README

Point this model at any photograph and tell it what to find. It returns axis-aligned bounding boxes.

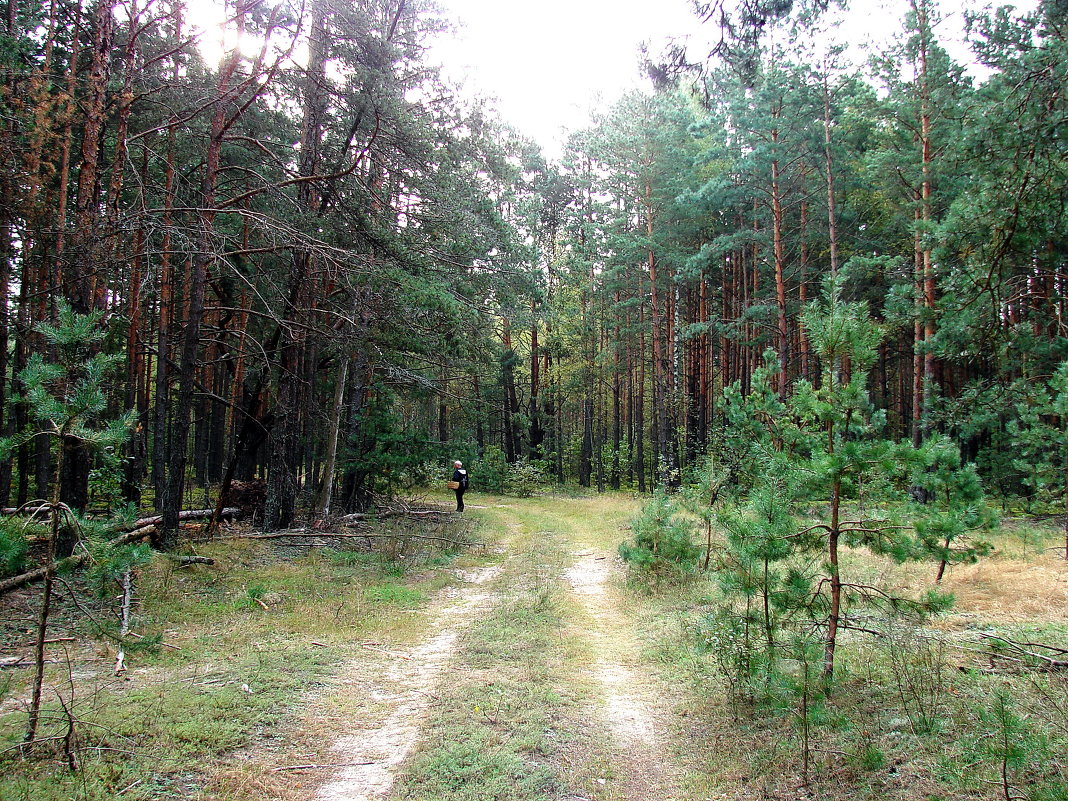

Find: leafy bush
[475,449,545,497]
[504,459,545,497]
[618,493,700,584]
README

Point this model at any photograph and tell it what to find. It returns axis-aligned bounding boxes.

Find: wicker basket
[447,480,460,490]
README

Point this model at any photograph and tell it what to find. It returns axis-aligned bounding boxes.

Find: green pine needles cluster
[618,492,702,584]
[7,303,137,469]
[616,276,1068,794]
[622,276,994,694]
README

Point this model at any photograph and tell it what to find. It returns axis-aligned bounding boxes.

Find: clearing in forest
[259,492,695,801]
[5,492,1065,801]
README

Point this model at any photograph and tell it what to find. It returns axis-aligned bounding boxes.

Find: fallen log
[1,503,49,517]
[0,526,155,597]
[131,508,239,530]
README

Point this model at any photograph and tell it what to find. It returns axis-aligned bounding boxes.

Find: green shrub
[477,446,508,493]
[618,492,700,583]
[475,449,546,497]
[0,520,28,577]
[505,459,545,497]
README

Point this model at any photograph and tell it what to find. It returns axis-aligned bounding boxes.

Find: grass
[7,487,1063,801]
[623,502,1068,801]
[0,516,477,801]
[392,492,653,801]
[394,506,577,801]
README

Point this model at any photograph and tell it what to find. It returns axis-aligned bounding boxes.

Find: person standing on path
[451,460,469,512]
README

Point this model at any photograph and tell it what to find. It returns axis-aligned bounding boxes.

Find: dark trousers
[454,488,465,512]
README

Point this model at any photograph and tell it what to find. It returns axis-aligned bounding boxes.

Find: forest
[0,0,1063,534]
[1,0,1068,797]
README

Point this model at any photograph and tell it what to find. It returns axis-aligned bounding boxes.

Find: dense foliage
[0,0,1064,547]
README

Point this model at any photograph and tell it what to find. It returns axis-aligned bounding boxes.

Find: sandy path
[313,564,502,801]
[564,550,682,800]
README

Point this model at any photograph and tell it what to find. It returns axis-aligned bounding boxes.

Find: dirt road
[295,494,690,801]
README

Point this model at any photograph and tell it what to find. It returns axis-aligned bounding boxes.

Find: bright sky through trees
[430,0,1039,157]
[431,0,697,156]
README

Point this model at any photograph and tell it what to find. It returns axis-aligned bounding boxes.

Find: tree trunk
[313,356,350,519]
[160,29,243,548]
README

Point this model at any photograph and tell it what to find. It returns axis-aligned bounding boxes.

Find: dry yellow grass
[939,555,1068,622]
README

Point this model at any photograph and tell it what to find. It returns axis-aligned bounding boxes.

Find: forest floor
[2,492,1067,801]
[227,491,705,801]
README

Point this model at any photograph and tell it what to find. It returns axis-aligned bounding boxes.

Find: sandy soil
[564,550,682,800]
[312,564,502,801]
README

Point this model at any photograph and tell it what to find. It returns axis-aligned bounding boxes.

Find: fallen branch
[206,529,364,541]
[1,503,49,516]
[130,508,239,530]
[0,656,51,668]
[168,555,215,566]
[981,634,1068,671]
[271,761,375,772]
[339,506,453,522]
[128,631,180,650]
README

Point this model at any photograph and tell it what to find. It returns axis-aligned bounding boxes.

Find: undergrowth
[0,521,472,801]
[631,514,1068,801]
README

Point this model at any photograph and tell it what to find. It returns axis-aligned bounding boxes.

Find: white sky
[186,0,1041,159]
[429,0,1041,158]
[430,0,699,155]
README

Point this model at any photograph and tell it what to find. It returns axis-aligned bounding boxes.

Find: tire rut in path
[314,564,502,801]
[564,550,682,801]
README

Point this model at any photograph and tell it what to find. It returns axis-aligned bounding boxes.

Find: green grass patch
[395,525,574,801]
[0,516,478,800]
[365,582,426,606]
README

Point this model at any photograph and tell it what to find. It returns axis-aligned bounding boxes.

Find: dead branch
[0,656,62,668]
[981,634,1068,671]
[390,509,454,518]
[168,555,215,566]
[56,690,79,772]
[271,761,376,772]
[128,631,180,650]
[1,502,49,516]
[130,508,239,530]
[338,501,454,522]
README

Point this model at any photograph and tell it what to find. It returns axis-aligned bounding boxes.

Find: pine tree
[0,303,135,742]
